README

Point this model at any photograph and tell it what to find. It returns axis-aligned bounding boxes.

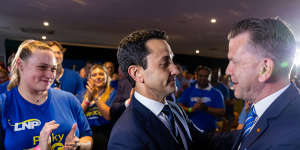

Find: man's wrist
[188,107,193,113]
[83,100,90,107]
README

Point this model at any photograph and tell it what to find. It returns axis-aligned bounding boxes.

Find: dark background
[4,39,229,73]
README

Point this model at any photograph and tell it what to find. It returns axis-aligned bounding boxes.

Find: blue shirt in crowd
[1,87,92,150]
[178,84,225,131]
[52,68,84,96]
[77,88,116,127]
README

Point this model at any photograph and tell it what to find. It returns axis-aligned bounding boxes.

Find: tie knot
[162,105,172,116]
[249,105,257,118]
[241,105,258,140]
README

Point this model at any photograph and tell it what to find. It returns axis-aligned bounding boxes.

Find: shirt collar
[134,91,166,116]
[254,83,290,119]
[195,83,212,90]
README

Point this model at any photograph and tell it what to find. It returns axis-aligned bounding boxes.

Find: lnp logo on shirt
[191,97,211,103]
[10,119,41,131]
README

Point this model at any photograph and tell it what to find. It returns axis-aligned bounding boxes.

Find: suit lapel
[231,130,243,150]
[240,84,299,149]
[131,96,180,149]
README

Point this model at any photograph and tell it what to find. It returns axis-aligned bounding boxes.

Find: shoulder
[210,87,223,96]
[49,88,80,104]
[109,106,143,144]
[64,68,81,78]
[112,105,140,131]
[182,86,196,94]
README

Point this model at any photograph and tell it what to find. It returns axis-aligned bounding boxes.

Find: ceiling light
[195,50,200,54]
[43,21,49,27]
[210,18,216,24]
[42,35,47,40]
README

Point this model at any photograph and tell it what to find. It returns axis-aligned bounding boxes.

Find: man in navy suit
[108,30,220,150]
[226,18,300,150]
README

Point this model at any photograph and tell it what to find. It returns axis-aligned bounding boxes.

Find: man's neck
[135,86,165,104]
[253,79,290,104]
[210,80,219,87]
[197,83,209,90]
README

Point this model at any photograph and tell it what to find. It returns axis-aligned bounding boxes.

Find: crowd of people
[0,17,300,150]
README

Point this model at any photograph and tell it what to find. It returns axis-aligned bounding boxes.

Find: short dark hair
[228,17,296,72]
[195,65,212,75]
[117,29,168,87]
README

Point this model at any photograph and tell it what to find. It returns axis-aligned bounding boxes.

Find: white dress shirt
[254,83,290,122]
[238,83,290,150]
[134,91,188,150]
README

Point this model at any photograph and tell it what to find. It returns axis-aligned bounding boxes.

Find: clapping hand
[64,124,80,150]
[86,79,97,100]
[39,120,60,150]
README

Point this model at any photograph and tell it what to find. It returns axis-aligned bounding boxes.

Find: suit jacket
[108,96,215,150]
[232,84,300,150]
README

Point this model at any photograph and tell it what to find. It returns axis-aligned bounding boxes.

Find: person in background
[79,60,94,87]
[0,66,8,84]
[104,61,118,81]
[211,68,234,131]
[178,65,225,132]
[46,41,84,96]
[0,53,15,94]
[78,64,116,150]
[80,61,93,79]
[0,40,92,150]
[175,64,190,98]
[109,67,133,122]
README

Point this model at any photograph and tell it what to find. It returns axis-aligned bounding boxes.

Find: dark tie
[162,105,184,149]
[241,105,257,142]
[162,105,176,135]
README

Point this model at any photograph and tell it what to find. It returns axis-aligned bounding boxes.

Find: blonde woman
[78,64,116,150]
[0,40,92,150]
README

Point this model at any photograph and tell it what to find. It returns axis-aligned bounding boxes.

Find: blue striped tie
[241,105,257,141]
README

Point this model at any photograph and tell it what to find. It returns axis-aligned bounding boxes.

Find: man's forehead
[146,39,173,56]
[228,32,252,58]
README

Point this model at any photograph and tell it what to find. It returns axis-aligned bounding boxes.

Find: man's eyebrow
[160,55,171,62]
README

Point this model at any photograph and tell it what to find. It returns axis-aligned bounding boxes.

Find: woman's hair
[7,40,53,90]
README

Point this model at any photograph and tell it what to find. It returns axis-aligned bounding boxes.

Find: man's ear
[128,65,144,83]
[258,58,274,82]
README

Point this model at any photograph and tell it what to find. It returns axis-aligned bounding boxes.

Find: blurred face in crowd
[18,49,57,92]
[0,71,8,84]
[50,45,64,65]
[140,39,179,99]
[197,69,210,89]
[211,68,219,83]
[90,67,107,89]
[104,62,114,77]
[226,32,261,102]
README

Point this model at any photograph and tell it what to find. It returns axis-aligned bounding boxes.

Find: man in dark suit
[108,30,219,150]
[226,17,300,150]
